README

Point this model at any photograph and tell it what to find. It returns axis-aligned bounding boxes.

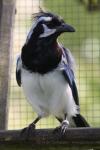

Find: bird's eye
[46,18,61,28]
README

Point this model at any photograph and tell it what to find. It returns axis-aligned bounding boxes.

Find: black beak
[57,23,75,33]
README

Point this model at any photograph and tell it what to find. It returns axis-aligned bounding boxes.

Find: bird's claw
[61,120,69,134]
[54,120,69,135]
[20,123,36,139]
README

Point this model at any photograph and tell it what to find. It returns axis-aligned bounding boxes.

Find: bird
[16,11,89,135]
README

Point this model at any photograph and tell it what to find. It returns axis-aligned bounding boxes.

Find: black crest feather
[32,10,63,22]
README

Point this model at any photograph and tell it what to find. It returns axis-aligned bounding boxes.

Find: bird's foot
[61,120,69,134]
[54,120,69,135]
[20,123,36,140]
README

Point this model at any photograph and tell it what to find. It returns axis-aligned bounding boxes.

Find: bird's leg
[21,116,41,139]
[56,117,63,123]
[32,116,41,126]
[61,118,69,134]
[54,114,69,134]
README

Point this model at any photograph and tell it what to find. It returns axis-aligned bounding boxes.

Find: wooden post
[0,0,15,130]
[0,1,3,27]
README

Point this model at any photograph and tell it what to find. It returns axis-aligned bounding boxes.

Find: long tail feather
[72,114,90,127]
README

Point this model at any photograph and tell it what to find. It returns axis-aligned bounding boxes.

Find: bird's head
[26,11,75,44]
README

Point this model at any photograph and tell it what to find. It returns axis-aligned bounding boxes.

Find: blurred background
[8,0,100,130]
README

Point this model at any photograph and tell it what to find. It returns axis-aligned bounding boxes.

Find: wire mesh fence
[7,0,100,131]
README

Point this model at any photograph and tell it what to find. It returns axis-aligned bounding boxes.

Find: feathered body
[21,47,78,120]
[16,12,89,132]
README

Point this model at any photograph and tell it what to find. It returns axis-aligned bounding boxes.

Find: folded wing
[16,55,22,87]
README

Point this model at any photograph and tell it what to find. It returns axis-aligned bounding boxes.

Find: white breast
[21,68,78,119]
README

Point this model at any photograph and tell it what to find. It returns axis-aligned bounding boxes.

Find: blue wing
[60,47,79,106]
[16,55,22,87]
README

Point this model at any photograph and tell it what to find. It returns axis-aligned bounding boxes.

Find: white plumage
[21,67,78,120]
[39,24,56,38]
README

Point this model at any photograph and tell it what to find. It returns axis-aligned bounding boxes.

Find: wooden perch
[0,128,100,148]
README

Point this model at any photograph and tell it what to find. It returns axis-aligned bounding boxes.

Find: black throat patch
[21,38,62,74]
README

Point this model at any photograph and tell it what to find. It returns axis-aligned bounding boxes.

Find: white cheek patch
[39,24,56,38]
[26,16,53,43]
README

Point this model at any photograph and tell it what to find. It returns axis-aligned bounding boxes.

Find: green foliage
[83,0,98,5]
